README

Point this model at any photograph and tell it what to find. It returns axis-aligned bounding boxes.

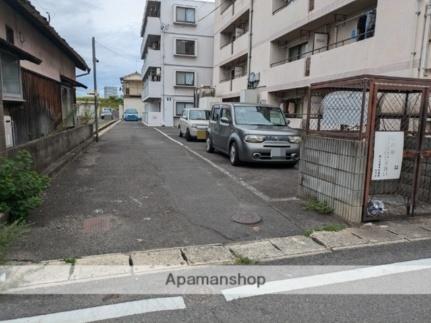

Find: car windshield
[234,106,287,126]
[189,110,210,121]
[125,109,138,114]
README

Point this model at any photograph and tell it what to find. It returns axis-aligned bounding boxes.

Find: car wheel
[179,127,183,138]
[185,129,192,142]
[229,142,241,166]
[206,137,215,153]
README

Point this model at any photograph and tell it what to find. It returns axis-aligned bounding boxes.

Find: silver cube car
[206,103,301,166]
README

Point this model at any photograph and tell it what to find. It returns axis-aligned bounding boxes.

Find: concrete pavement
[7,122,342,262]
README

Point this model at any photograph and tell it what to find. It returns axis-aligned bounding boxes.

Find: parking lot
[8,122,344,261]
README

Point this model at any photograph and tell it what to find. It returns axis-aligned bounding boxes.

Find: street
[2,241,431,322]
[8,122,342,262]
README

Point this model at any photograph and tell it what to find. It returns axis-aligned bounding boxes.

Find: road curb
[4,218,431,292]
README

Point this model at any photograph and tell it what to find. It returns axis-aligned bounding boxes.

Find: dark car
[206,103,301,166]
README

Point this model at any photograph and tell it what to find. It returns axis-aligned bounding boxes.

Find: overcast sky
[30,0,215,97]
[30,0,145,96]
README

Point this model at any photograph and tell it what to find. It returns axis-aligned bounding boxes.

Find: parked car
[100,108,113,120]
[179,108,211,141]
[123,108,141,121]
[206,103,301,166]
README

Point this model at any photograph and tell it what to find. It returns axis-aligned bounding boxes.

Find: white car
[179,108,211,141]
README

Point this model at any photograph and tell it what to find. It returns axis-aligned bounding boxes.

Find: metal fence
[305,75,431,221]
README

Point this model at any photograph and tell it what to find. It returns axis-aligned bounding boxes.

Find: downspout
[418,0,431,77]
[247,0,254,86]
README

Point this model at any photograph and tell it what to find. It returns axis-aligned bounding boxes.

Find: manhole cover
[232,213,262,225]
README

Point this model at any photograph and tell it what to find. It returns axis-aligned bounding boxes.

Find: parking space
[157,127,299,201]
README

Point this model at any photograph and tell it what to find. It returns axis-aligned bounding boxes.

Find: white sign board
[372,132,404,181]
[313,33,329,53]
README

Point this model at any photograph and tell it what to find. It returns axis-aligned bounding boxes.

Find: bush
[0,151,49,221]
[0,222,28,264]
[304,198,334,215]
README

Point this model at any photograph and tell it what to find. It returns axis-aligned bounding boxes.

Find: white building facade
[120,72,146,118]
[213,0,431,128]
[140,0,215,127]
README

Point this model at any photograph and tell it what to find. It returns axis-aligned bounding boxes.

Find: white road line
[4,297,186,323]
[99,120,121,137]
[222,258,431,301]
[154,128,296,203]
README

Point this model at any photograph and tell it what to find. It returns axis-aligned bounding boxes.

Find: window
[211,106,220,121]
[176,71,195,86]
[288,43,308,62]
[220,107,232,123]
[61,86,74,127]
[0,51,22,99]
[176,102,194,116]
[6,25,14,44]
[176,39,196,56]
[176,7,195,24]
[125,87,130,95]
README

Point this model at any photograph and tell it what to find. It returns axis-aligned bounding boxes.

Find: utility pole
[0,68,6,156]
[92,37,99,142]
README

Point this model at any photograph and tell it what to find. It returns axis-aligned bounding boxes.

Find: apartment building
[214,0,431,128]
[140,0,215,127]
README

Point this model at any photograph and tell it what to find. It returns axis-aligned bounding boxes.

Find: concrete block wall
[299,135,367,223]
[6,125,93,173]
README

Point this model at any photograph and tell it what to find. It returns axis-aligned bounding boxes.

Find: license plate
[197,131,207,140]
[271,148,286,158]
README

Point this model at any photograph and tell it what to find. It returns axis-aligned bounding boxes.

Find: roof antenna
[46,12,51,23]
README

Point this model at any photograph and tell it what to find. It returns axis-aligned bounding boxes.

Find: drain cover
[232,213,262,225]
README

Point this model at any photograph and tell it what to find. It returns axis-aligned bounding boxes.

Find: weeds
[0,222,29,264]
[64,258,77,265]
[304,224,346,237]
[234,256,257,265]
[304,198,334,215]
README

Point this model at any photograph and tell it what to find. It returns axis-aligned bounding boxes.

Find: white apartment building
[213,0,431,128]
[140,0,215,127]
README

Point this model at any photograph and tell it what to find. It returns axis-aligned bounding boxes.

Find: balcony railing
[270,30,375,67]
[273,0,297,15]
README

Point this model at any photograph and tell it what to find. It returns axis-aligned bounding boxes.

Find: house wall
[141,0,215,127]
[124,97,146,118]
[213,0,431,102]
[0,0,76,82]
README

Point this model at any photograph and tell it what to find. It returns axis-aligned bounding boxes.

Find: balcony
[217,75,248,97]
[266,38,374,89]
[219,32,249,63]
[142,48,162,76]
[141,17,161,56]
[219,0,250,29]
[142,80,162,102]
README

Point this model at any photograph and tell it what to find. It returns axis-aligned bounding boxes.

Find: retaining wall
[6,125,93,173]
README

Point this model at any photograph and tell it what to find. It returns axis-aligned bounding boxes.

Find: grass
[64,258,77,265]
[234,256,257,265]
[304,224,346,237]
[0,222,29,264]
[304,198,334,215]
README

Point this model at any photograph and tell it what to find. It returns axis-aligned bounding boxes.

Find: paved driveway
[8,122,342,261]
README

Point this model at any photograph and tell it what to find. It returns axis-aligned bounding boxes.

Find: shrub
[304,224,346,237]
[0,151,49,221]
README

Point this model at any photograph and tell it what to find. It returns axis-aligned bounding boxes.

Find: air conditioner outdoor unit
[156,67,161,76]
[4,116,13,148]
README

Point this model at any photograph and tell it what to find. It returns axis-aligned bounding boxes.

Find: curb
[42,120,119,177]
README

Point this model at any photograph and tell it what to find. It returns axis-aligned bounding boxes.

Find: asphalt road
[8,122,342,262]
[2,241,431,322]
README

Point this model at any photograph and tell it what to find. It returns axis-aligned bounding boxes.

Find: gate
[304,75,431,222]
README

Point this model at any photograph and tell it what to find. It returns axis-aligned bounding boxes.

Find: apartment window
[357,9,376,41]
[176,7,196,24]
[0,51,22,100]
[309,0,315,11]
[176,39,196,56]
[176,102,194,116]
[289,43,308,62]
[176,71,195,86]
[273,0,296,14]
[6,25,14,44]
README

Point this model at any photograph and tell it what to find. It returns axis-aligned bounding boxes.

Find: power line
[198,1,224,22]
[95,40,139,60]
